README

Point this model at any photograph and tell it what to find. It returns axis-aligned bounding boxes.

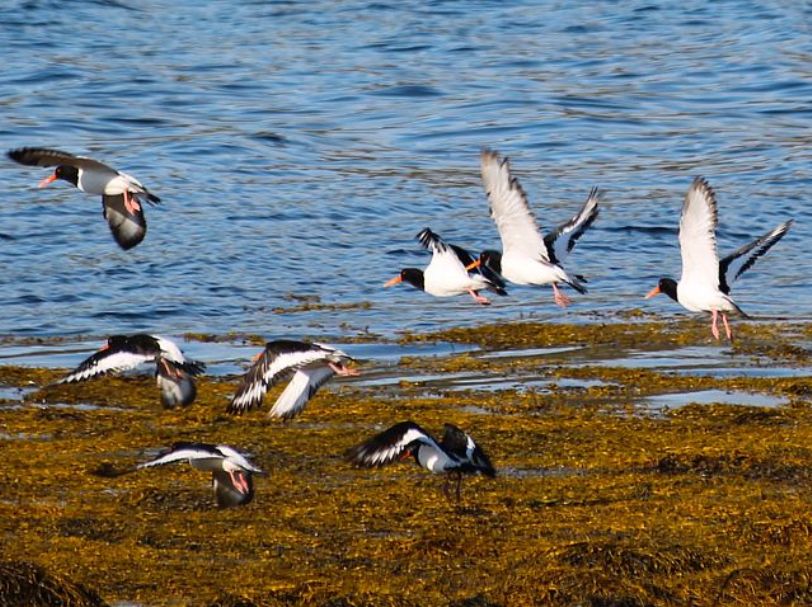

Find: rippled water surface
[1,0,810,340]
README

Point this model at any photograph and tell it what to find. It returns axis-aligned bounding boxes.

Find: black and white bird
[7,147,160,250]
[384,228,507,305]
[470,149,599,307]
[59,334,205,408]
[228,339,359,419]
[646,177,793,341]
[347,421,496,501]
[134,442,264,508]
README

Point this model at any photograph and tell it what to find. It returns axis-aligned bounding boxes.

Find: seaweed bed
[1,318,811,606]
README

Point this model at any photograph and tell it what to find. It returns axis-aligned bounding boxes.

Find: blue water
[0,0,810,341]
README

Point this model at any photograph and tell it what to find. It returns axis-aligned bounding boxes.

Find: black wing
[441,424,496,477]
[228,340,333,414]
[346,421,436,467]
[718,220,793,294]
[543,187,600,265]
[451,244,507,295]
[7,147,113,172]
[102,194,147,250]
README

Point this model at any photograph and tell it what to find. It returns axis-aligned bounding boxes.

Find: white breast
[423,251,488,297]
[77,168,119,196]
[501,251,563,286]
[677,283,737,313]
[416,445,454,473]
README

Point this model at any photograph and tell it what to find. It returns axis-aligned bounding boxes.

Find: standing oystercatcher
[347,421,496,501]
[645,176,793,341]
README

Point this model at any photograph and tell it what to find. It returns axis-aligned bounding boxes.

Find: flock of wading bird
[6,147,794,504]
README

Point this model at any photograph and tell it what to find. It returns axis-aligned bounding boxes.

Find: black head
[54,165,79,186]
[479,249,502,275]
[384,268,425,292]
[646,277,678,302]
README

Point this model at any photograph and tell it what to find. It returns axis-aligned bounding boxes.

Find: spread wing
[102,194,147,250]
[718,220,793,294]
[417,228,449,255]
[7,147,114,172]
[442,424,496,477]
[136,442,224,469]
[543,187,600,265]
[346,421,438,467]
[679,177,720,291]
[481,149,547,262]
[214,445,263,473]
[268,365,336,420]
[228,344,333,414]
[58,345,154,384]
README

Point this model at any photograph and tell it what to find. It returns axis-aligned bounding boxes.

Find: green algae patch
[1,322,811,606]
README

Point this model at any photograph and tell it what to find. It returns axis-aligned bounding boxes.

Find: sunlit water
[1,0,810,342]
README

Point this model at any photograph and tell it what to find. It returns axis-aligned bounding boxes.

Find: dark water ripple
[0,0,810,341]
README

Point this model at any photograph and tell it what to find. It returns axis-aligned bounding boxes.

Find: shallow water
[0,1,810,341]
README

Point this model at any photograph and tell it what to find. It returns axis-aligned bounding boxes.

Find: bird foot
[123,192,141,215]
[329,362,360,377]
[552,284,571,308]
[469,290,490,305]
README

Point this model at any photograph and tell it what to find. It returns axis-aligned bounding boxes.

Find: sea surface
[1,0,810,342]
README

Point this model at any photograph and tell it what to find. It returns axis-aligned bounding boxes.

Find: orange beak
[645,285,661,299]
[38,173,58,188]
[465,259,481,271]
[384,275,403,287]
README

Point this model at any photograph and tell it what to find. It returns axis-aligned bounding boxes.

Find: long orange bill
[644,286,661,299]
[38,173,58,188]
[465,259,481,271]
[383,275,402,287]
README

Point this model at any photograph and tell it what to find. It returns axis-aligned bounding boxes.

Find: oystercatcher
[472,149,598,307]
[7,147,160,250]
[347,421,496,501]
[228,340,359,419]
[385,227,507,305]
[646,177,793,341]
[58,334,205,407]
[133,442,263,508]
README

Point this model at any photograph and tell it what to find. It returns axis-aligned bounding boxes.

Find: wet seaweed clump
[0,561,108,607]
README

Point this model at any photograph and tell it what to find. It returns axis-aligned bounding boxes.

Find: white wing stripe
[269,366,335,419]
[60,351,153,383]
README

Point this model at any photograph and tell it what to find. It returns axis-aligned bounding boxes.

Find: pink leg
[328,361,360,377]
[552,283,572,308]
[721,313,733,341]
[123,191,141,215]
[468,290,490,305]
[710,310,720,340]
[228,470,248,494]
